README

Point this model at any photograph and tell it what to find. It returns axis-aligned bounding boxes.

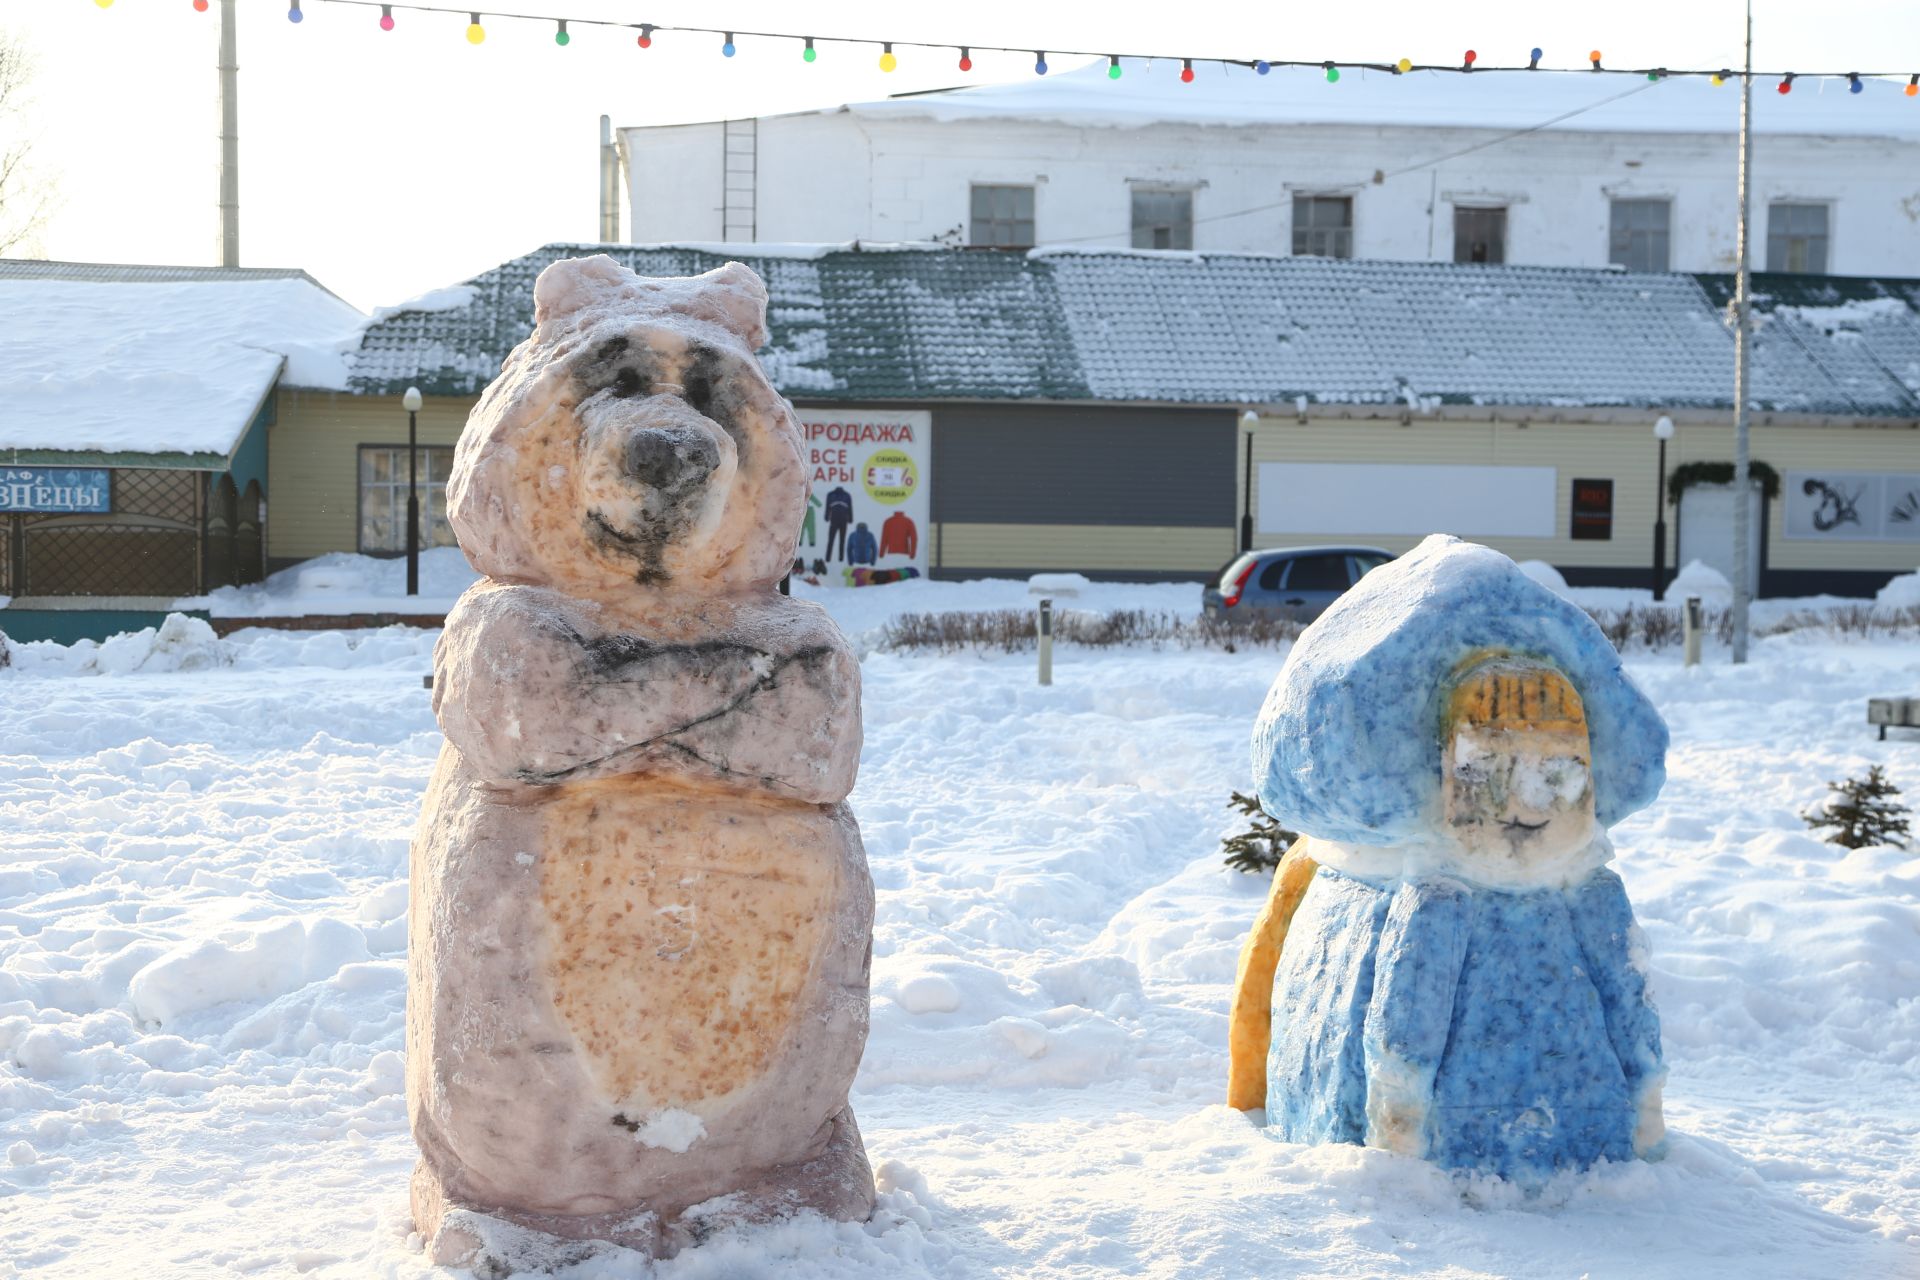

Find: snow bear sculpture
[1227,535,1669,1183]
[407,255,874,1271]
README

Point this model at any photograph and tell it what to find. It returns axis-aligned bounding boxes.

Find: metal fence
[1,468,208,598]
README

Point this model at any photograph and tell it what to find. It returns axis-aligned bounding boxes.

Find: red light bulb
[193,0,209,10]
[958,47,972,72]
[1180,58,1195,83]
[1464,50,1477,64]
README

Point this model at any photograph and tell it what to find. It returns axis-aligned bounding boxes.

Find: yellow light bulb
[1397,57,1411,73]
[94,0,113,8]
[879,50,897,72]
[467,22,485,44]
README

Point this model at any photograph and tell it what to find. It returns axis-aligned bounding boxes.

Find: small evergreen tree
[1803,765,1910,850]
[1223,791,1299,875]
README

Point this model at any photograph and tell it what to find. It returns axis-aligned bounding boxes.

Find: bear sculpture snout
[624,424,720,494]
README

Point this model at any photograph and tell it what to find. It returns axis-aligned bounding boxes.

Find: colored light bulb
[94,0,112,8]
[1849,74,1863,94]
[1530,47,1544,62]
[1255,60,1271,75]
[1464,50,1477,65]
[467,14,484,45]
[1711,72,1726,86]
[1397,57,1412,73]
[1589,50,1603,67]
[722,34,735,57]
[1778,76,1793,94]
[1647,70,1661,82]
[287,0,302,23]
[1180,59,1194,84]
[1108,56,1121,80]
[1325,64,1340,83]
[803,38,816,62]
[958,48,972,72]
[879,44,897,72]
[378,4,393,30]
[637,29,653,49]
[556,21,569,46]
[1908,77,1918,97]
[1035,52,1048,75]
[194,0,210,11]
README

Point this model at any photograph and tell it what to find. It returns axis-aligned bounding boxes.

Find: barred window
[358,445,458,554]
[1131,188,1194,250]
[1610,199,1672,273]
[1453,206,1507,264]
[969,185,1036,249]
[1292,195,1353,259]
[1767,202,1830,274]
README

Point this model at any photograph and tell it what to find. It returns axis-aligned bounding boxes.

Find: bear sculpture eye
[610,367,651,399]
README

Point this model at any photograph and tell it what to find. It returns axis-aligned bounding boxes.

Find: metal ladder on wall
[721,118,757,243]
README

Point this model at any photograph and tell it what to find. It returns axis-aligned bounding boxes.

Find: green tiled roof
[345,244,1920,418]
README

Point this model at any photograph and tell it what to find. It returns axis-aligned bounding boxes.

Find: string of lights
[99,0,1920,97]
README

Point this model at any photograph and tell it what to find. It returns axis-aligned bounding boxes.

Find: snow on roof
[848,61,1920,139]
[343,242,1920,418]
[0,268,366,459]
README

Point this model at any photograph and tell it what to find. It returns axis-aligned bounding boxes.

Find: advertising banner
[794,409,931,585]
[0,467,111,514]
[1784,470,1920,542]
[1258,462,1556,538]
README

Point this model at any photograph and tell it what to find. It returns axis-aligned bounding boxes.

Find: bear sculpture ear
[684,261,770,350]
[532,254,630,326]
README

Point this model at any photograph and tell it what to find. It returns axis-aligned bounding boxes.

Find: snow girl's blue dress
[1267,863,1664,1179]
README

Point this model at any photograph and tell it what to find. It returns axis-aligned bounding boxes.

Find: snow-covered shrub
[1667,560,1733,606]
[1516,560,1571,596]
[1804,765,1910,850]
[1875,571,1920,611]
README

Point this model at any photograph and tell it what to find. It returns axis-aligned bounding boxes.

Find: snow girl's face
[1442,721,1597,872]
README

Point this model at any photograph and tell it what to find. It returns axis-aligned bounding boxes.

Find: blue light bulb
[1255,60,1271,75]
[722,36,736,57]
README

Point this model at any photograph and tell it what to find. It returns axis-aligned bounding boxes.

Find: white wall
[622,111,1920,274]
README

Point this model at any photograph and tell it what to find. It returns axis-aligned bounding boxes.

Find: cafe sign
[0,467,111,514]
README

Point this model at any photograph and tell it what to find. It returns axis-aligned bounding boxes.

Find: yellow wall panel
[937,523,1237,573]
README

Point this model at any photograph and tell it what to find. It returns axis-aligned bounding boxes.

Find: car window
[1349,553,1390,579]
[1257,560,1287,591]
[1283,554,1351,592]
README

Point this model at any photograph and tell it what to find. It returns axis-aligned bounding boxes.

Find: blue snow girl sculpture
[1226,536,1670,1183]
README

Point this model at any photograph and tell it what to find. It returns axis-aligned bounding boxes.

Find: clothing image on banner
[847,522,877,566]
[799,493,821,548]
[879,511,918,560]
[823,486,853,561]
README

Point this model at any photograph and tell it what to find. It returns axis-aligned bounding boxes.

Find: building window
[359,445,458,554]
[1453,206,1507,264]
[1609,199,1672,273]
[969,184,1035,249]
[1131,188,1194,250]
[1571,477,1614,541]
[1767,202,1830,273]
[1292,195,1353,259]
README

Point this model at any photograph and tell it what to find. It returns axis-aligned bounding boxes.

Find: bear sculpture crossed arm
[434,583,859,802]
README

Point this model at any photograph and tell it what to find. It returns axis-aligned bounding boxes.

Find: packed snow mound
[1253,535,1669,845]
[1516,559,1572,596]
[1668,560,1733,605]
[179,547,479,617]
[4,613,230,677]
[1875,571,1920,610]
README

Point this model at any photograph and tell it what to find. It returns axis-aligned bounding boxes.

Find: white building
[619,63,1920,276]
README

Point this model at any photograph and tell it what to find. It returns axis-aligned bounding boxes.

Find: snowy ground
[3,586,1918,1279]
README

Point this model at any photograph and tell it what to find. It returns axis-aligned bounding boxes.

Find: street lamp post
[1238,409,1258,553]
[1652,415,1674,601]
[402,386,423,596]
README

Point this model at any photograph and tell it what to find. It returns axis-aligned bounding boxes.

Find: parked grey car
[1202,545,1393,621]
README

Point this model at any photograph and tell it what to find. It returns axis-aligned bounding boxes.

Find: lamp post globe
[1652,416,1674,601]
[403,387,423,596]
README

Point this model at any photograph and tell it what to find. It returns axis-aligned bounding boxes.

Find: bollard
[1037,597,1053,686]
[1683,595,1702,668]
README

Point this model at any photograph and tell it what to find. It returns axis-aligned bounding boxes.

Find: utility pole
[217,0,239,266]
[599,116,620,242]
[1730,0,1754,662]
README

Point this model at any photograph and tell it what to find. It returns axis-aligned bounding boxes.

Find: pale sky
[10,0,1919,310]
